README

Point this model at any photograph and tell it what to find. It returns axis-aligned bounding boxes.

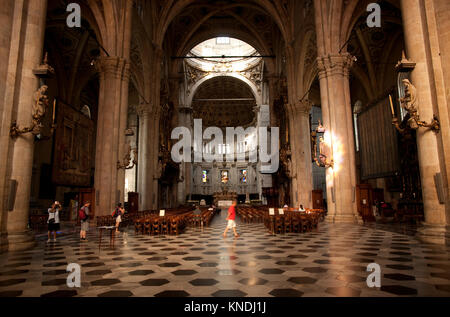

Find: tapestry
[52,101,95,186]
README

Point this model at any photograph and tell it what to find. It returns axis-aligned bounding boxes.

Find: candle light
[389,94,395,117]
[52,99,56,124]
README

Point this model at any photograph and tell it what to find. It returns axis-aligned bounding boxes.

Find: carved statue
[124,142,132,164]
[395,79,440,132]
[117,141,138,170]
[400,79,418,117]
[156,159,163,179]
[319,136,325,156]
[33,85,49,121]
[10,85,52,138]
[280,145,292,177]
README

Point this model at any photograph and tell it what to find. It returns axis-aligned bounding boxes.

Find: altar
[213,189,238,206]
[217,200,233,207]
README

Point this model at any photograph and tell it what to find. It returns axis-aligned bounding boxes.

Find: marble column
[316,53,359,223]
[5,0,48,251]
[401,0,449,243]
[288,103,313,208]
[94,56,130,216]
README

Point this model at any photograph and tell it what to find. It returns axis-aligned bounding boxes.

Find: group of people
[282,204,306,212]
[46,199,309,242]
[46,200,125,243]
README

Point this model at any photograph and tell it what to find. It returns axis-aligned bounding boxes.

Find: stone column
[432,0,450,228]
[137,103,152,210]
[5,0,48,251]
[401,0,449,242]
[286,106,298,205]
[288,103,313,208]
[177,105,192,205]
[0,0,16,253]
[151,109,161,210]
[94,56,130,216]
[317,53,359,223]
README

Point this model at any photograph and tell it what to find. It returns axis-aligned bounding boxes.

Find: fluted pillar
[317,53,359,223]
[4,0,47,251]
[401,0,449,243]
[94,57,130,216]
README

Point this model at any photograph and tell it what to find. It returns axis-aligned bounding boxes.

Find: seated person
[298,204,306,212]
[193,205,202,215]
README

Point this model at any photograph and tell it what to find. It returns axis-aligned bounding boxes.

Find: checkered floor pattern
[1,211,450,297]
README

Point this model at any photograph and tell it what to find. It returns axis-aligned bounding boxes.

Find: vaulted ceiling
[192,76,256,128]
[163,0,283,75]
[45,0,100,116]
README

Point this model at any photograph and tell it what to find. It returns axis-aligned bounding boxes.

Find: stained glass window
[221,170,229,184]
[240,169,247,183]
[202,170,208,183]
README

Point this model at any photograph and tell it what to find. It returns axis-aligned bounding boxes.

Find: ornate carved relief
[239,60,264,93]
[316,53,355,79]
[96,56,131,80]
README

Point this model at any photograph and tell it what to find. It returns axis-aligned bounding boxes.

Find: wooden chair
[284,214,292,233]
[170,217,178,235]
[291,215,301,233]
[301,215,312,232]
[134,219,143,234]
[193,215,202,228]
[161,217,169,235]
[152,218,160,235]
[275,216,284,234]
[144,218,152,235]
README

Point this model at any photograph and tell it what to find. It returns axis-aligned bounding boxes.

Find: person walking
[112,203,125,233]
[79,201,91,241]
[47,201,61,243]
[223,200,239,238]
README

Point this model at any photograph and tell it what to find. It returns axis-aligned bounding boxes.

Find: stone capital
[287,100,312,116]
[136,103,152,117]
[317,53,354,79]
[178,104,193,114]
[96,56,131,80]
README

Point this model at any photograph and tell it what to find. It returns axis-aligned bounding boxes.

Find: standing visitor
[112,203,125,233]
[79,201,91,241]
[47,201,61,243]
[223,200,239,238]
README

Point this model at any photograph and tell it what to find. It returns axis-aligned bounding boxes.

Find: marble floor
[1,211,450,297]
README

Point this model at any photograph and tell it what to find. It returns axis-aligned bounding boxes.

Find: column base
[7,230,36,252]
[326,213,359,224]
[416,223,450,245]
